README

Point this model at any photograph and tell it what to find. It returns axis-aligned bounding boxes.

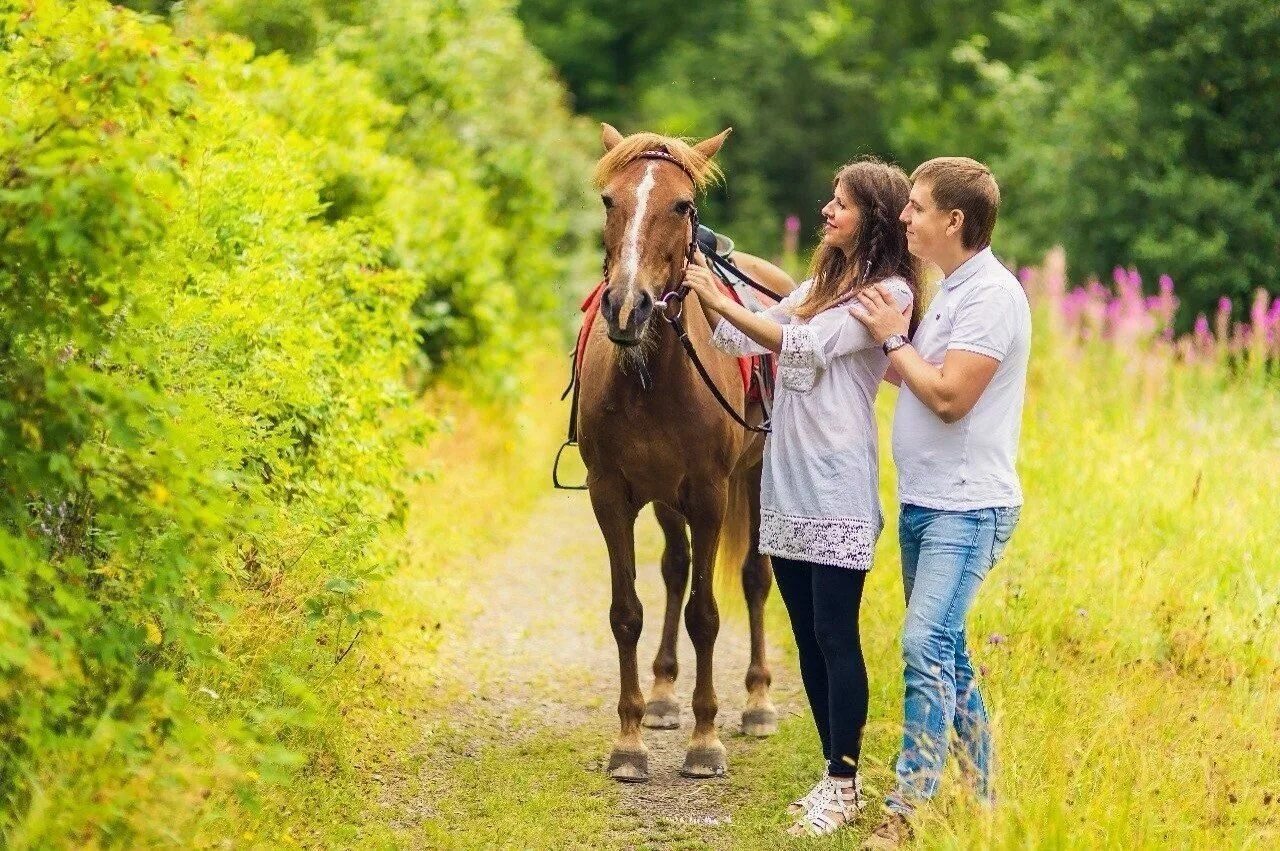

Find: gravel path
[417,489,802,837]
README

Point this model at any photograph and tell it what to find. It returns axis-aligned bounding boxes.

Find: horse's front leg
[740,463,779,736]
[643,503,689,730]
[679,483,728,778]
[589,481,649,782]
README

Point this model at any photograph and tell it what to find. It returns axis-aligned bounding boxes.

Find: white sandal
[787,771,832,816]
[789,775,865,837]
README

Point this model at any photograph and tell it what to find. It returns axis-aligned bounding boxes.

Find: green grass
[257,317,1277,849]
[728,318,1280,848]
[414,727,620,850]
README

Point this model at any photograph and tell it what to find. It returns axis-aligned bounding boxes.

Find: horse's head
[593,123,730,347]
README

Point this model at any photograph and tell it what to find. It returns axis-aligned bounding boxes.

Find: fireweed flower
[1043,263,1274,366]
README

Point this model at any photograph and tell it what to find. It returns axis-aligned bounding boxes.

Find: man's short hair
[911,157,1000,250]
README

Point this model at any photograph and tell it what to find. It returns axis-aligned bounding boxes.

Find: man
[849,157,1031,847]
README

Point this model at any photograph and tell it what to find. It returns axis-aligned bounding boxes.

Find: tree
[966,0,1280,323]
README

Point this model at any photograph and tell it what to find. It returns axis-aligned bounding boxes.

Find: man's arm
[886,347,998,424]
[850,283,999,423]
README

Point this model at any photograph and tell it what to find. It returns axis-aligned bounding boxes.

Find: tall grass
[918,304,1278,847]
[731,254,1280,848]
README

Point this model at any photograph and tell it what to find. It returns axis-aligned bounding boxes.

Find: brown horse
[578,124,779,782]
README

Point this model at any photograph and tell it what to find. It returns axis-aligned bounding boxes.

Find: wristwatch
[882,334,909,355]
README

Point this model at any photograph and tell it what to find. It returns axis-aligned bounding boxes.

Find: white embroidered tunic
[711,277,914,570]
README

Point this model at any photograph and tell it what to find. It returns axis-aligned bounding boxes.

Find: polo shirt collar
[941,246,995,290]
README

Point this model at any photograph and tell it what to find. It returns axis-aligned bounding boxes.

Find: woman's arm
[683,253,787,354]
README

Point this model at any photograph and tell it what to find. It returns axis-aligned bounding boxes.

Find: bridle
[599,148,702,319]
[554,149,786,488]
[607,149,784,433]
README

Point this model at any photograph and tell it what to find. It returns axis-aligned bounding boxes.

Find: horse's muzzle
[600,285,654,345]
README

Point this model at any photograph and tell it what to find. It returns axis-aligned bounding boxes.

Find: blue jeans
[886,504,1020,815]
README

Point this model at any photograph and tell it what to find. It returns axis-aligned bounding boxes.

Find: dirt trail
[415,489,801,836]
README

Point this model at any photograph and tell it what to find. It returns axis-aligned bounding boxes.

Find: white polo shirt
[892,247,1031,511]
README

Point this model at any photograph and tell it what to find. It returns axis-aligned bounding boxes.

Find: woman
[682,157,920,837]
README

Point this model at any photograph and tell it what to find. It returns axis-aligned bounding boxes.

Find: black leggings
[772,556,869,778]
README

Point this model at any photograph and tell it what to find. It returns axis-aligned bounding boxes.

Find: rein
[553,150,785,488]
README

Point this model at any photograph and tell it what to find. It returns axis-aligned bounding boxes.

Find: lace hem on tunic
[759,508,878,571]
[711,317,755,356]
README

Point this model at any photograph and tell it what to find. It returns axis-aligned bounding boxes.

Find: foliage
[981,0,1279,328]
[185,0,600,379]
[0,0,589,844]
[517,0,1280,324]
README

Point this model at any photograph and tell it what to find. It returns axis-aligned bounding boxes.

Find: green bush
[957,0,1280,326]
[1,0,590,843]
[187,0,599,381]
[519,0,1279,324]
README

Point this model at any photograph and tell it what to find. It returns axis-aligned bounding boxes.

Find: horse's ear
[692,127,733,160]
[601,123,624,151]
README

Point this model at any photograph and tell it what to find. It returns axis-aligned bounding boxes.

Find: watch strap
[882,334,909,355]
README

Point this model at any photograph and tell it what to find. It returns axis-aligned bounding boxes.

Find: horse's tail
[714,465,754,605]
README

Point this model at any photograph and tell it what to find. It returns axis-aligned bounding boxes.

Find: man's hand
[850,283,909,344]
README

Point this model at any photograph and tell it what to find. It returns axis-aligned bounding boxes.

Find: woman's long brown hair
[794,157,923,335]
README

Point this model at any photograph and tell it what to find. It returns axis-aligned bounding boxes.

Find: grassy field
[242,311,1278,849]
[726,319,1280,848]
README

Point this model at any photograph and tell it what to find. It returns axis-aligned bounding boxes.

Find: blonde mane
[592,132,723,192]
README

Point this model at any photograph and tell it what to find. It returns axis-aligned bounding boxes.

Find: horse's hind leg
[740,466,779,736]
[590,481,649,782]
[643,504,688,730]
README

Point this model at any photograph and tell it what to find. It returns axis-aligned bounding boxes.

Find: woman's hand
[681,251,728,311]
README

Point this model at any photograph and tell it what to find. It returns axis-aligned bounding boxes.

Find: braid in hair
[861,198,885,284]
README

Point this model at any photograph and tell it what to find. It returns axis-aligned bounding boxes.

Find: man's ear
[946,209,965,240]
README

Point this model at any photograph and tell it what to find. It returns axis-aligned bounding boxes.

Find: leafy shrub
[186,0,599,382]
[1,0,590,842]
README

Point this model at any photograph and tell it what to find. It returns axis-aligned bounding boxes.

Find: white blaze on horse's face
[600,160,696,346]
[617,162,658,327]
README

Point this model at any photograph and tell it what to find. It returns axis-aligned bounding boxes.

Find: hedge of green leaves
[0,0,591,842]
[185,0,600,380]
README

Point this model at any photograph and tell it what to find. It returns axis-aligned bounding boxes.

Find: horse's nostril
[636,291,653,312]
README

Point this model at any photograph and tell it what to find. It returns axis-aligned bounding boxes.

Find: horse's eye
[601,195,614,210]
[673,200,693,216]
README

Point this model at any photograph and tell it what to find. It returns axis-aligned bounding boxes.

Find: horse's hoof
[741,706,779,737]
[607,749,650,782]
[642,698,681,729]
[679,742,727,778]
